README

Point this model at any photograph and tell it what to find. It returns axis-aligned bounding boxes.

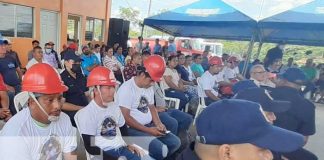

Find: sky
[111,0,198,19]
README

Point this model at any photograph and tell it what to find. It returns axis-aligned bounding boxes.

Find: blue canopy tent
[259,0,324,46]
[143,0,257,41]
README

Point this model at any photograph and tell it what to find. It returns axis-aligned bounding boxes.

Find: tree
[119,7,142,28]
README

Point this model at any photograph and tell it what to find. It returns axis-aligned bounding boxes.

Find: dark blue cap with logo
[232,80,258,94]
[234,87,291,113]
[196,99,304,152]
[280,68,307,84]
[63,50,82,62]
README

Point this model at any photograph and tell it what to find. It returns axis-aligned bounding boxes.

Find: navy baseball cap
[196,99,304,152]
[280,68,307,84]
[234,87,291,113]
[232,80,258,94]
[63,51,82,62]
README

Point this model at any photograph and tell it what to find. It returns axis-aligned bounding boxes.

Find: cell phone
[165,130,171,134]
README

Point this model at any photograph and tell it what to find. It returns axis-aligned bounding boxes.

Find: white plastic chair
[14,91,29,113]
[194,77,207,125]
[120,66,126,83]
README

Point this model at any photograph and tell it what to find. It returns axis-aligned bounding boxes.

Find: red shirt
[0,74,6,91]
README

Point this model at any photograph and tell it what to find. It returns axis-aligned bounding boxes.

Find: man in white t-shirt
[223,56,244,82]
[0,63,77,160]
[118,55,181,160]
[26,46,49,70]
[199,56,224,105]
[76,66,147,160]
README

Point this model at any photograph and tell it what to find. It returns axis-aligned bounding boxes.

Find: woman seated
[103,47,123,83]
[123,52,142,81]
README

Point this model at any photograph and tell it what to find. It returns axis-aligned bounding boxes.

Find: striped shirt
[103,55,122,71]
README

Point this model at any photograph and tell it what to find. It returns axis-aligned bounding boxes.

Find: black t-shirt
[60,70,89,107]
[176,142,200,160]
[0,55,20,86]
[270,86,316,136]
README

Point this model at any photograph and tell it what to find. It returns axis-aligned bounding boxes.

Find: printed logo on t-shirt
[7,63,15,69]
[39,135,62,160]
[138,96,149,113]
[100,116,117,139]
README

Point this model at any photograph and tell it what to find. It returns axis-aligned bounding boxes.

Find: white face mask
[45,48,52,53]
[29,92,59,122]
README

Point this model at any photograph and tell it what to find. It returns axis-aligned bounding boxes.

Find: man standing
[264,43,285,68]
[43,42,62,70]
[135,36,144,53]
[27,40,40,61]
[4,39,22,69]
[0,63,77,160]
[81,45,99,77]
[118,55,181,160]
[177,99,304,160]
[60,51,88,127]
[76,66,148,160]
[271,68,317,160]
[153,38,162,55]
[0,39,23,115]
[93,44,102,65]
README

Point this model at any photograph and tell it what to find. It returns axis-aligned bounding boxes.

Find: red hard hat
[87,66,116,87]
[208,56,223,66]
[228,56,238,63]
[143,55,166,82]
[220,86,233,95]
[22,63,68,94]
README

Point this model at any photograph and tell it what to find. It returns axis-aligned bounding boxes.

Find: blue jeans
[204,97,216,106]
[127,125,181,160]
[104,146,141,160]
[158,109,192,135]
[165,89,189,111]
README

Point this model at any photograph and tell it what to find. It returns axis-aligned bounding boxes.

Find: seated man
[76,67,148,160]
[0,63,77,159]
[118,55,181,160]
[250,64,276,88]
[199,56,224,105]
[177,99,305,160]
[223,56,244,82]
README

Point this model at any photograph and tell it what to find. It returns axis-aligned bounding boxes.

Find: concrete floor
[305,103,324,160]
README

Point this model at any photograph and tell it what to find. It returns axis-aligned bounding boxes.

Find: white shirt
[161,68,180,90]
[76,100,126,151]
[184,65,195,81]
[223,66,239,81]
[94,52,101,64]
[117,77,154,125]
[200,71,223,98]
[0,108,77,160]
[26,58,49,70]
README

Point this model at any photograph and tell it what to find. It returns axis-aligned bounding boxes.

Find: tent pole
[140,24,145,38]
[242,33,256,77]
[255,42,263,59]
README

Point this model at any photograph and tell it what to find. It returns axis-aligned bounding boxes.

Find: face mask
[71,64,82,74]
[29,92,59,122]
[45,49,52,53]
